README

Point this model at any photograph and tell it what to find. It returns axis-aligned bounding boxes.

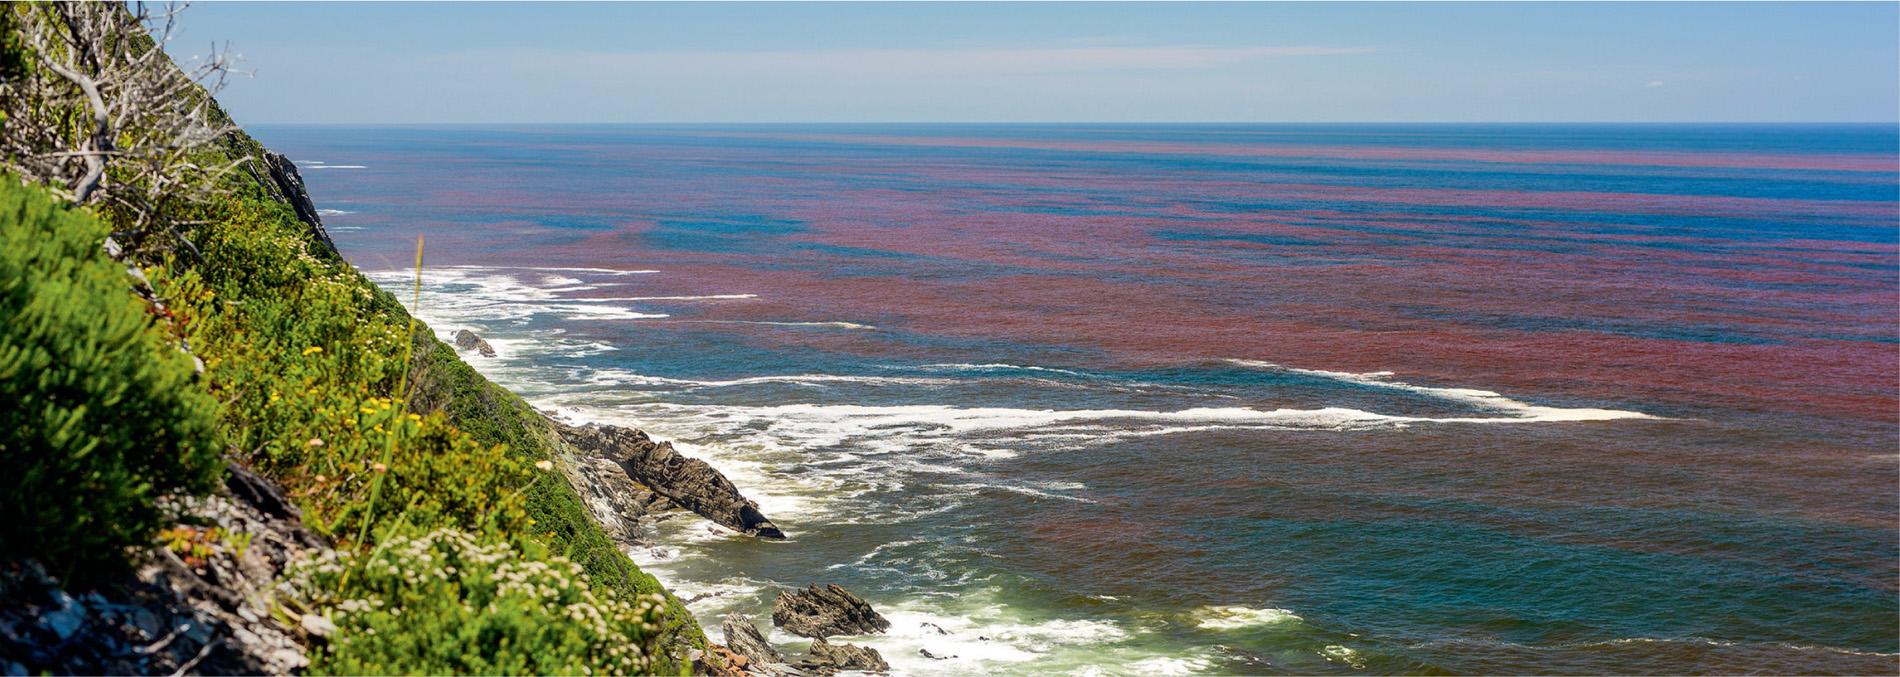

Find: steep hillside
[1,3,712,674]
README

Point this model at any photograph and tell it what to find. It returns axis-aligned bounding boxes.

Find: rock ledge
[772,584,890,639]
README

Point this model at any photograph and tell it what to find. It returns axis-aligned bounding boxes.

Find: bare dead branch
[2,1,246,261]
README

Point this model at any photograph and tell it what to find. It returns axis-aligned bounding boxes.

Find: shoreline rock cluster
[773,584,891,639]
[452,329,497,358]
[555,421,785,540]
[712,586,893,677]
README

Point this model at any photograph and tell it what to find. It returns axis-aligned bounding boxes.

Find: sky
[170,2,1900,124]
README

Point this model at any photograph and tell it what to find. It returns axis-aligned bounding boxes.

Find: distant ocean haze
[267,124,1897,676]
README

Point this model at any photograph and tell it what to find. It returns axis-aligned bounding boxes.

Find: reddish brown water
[267,124,1896,675]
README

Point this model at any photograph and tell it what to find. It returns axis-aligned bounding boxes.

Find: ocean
[254,123,1898,676]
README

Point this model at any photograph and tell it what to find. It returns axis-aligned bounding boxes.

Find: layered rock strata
[772,584,891,639]
[556,422,784,539]
[0,462,327,675]
[452,329,496,358]
[799,637,888,675]
[258,152,338,257]
[722,613,785,666]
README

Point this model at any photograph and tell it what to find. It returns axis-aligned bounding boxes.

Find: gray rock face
[260,152,338,258]
[557,423,784,539]
[0,460,325,675]
[563,455,665,550]
[772,585,891,639]
[722,613,784,666]
[798,637,888,675]
[453,329,497,358]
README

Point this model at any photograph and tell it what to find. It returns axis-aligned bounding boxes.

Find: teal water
[264,124,1897,675]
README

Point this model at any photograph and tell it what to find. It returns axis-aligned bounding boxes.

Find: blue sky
[174,2,1899,124]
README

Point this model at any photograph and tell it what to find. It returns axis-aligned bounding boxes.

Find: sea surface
[255,123,1898,676]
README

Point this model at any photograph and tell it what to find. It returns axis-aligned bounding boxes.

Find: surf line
[1224,359,1661,423]
[670,319,879,330]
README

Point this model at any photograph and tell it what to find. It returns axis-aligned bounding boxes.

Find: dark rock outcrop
[723,613,784,666]
[557,423,784,539]
[560,453,686,552]
[797,637,887,675]
[772,585,890,639]
[260,152,338,257]
[0,461,327,675]
[453,329,497,358]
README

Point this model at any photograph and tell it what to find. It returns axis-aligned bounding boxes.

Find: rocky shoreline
[2,402,897,676]
[554,420,785,540]
[533,388,903,675]
[3,324,888,676]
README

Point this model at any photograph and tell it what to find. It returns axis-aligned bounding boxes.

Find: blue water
[260,123,1898,675]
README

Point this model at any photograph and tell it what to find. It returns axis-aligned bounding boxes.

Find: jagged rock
[919,648,954,660]
[260,152,339,257]
[797,637,888,675]
[772,585,890,639]
[563,455,659,550]
[453,329,497,358]
[723,613,785,666]
[0,461,325,675]
[556,422,785,538]
[919,621,950,635]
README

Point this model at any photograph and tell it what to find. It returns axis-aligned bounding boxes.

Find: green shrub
[302,404,537,546]
[287,527,670,676]
[0,177,223,584]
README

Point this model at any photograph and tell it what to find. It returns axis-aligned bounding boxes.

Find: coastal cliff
[0,3,734,674]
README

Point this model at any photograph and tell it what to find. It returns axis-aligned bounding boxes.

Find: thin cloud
[483,44,1379,79]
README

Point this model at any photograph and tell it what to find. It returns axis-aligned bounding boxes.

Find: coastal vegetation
[0,175,224,588]
[0,3,706,673]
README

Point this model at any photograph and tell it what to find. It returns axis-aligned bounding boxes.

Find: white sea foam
[566,294,758,302]
[858,600,1138,675]
[584,370,962,391]
[1597,637,1900,657]
[1225,359,1657,423]
[680,320,878,330]
[1124,657,1216,675]
[915,363,1089,377]
[946,481,1095,504]
[303,164,367,169]
[1194,605,1302,630]
[316,208,355,216]
[1321,644,1367,669]
[366,267,671,325]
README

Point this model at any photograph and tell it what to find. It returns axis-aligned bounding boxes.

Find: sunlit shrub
[0,177,223,584]
[302,405,536,545]
[287,528,669,676]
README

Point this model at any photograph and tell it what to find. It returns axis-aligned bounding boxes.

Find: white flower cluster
[284,529,669,675]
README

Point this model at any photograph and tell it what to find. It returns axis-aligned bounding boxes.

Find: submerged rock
[453,329,497,357]
[798,637,887,675]
[557,423,785,538]
[722,613,784,666]
[772,584,890,639]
